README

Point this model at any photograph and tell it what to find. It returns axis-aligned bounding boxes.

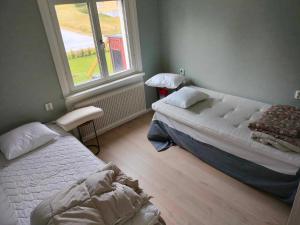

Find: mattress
[152,87,300,175]
[0,125,160,225]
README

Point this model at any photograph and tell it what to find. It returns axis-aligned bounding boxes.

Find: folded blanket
[249,105,300,138]
[249,105,300,152]
[252,131,300,153]
[31,163,165,225]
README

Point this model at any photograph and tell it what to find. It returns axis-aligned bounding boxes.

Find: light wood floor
[92,112,290,225]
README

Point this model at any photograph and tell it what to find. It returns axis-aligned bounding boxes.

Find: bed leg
[77,120,100,155]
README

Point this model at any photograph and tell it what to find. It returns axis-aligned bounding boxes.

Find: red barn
[108,35,127,72]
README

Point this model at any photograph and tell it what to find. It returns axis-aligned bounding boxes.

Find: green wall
[0,0,161,134]
[136,0,161,108]
[1,0,299,134]
[0,0,66,134]
[159,0,300,107]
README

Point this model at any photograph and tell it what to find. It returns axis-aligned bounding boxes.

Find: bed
[148,87,300,204]
[0,124,162,225]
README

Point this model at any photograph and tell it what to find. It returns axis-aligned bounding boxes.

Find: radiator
[73,82,147,141]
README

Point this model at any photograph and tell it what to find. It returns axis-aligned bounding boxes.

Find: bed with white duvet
[0,125,162,225]
[148,87,300,204]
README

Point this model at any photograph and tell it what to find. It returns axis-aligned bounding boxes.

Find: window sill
[65,72,145,107]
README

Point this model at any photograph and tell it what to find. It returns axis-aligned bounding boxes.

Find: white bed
[152,87,300,175]
[0,125,160,225]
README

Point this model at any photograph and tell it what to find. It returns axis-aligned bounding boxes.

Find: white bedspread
[0,129,104,225]
[152,87,300,175]
[0,126,161,225]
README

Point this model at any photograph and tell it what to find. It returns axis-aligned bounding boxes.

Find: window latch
[100,40,105,49]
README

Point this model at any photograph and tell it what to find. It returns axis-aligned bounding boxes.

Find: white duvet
[0,126,161,225]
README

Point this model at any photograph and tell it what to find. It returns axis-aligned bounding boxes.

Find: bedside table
[56,106,104,155]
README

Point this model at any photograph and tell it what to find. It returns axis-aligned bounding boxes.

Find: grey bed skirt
[147,120,300,205]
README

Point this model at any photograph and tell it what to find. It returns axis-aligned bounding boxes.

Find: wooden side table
[56,106,104,155]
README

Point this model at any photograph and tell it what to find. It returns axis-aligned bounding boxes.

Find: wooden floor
[92,112,290,225]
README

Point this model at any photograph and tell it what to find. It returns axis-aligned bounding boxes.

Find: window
[38,0,142,96]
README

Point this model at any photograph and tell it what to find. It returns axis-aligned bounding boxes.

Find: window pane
[55,3,101,86]
[96,0,130,76]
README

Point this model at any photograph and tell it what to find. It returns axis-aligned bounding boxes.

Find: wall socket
[179,68,185,76]
[295,90,300,100]
[45,102,54,111]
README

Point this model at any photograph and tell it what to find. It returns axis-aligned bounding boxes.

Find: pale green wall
[0,0,161,134]
[136,0,161,108]
[0,0,66,134]
[159,0,300,107]
[1,0,299,134]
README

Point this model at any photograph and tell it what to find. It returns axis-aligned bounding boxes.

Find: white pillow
[0,122,58,160]
[145,73,185,89]
[164,87,209,109]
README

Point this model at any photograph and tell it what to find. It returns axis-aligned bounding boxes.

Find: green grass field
[68,51,114,85]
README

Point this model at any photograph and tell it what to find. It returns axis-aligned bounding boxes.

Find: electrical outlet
[295,90,300,100]
[45,102,54,111]
[179,68,185,76]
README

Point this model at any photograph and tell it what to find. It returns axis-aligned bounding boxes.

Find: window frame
[37,0,143,97]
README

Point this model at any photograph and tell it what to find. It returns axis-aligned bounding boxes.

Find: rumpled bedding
[30,163,165,225]
[249,105,300,153]
[251,132,300,153]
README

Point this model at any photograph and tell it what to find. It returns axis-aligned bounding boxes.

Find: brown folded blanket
[249,105,300,150]
[249,105,300,137]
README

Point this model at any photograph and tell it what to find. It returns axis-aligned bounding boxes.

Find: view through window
[54,0,130,86]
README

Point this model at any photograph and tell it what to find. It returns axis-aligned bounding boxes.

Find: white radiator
[73,82,147,141]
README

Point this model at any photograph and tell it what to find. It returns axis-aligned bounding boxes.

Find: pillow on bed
[145,73,185,89]
[164,86,208,108]
[0,186,17,225]
[0,122,58,160]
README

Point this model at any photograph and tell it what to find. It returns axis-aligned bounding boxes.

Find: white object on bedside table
[145,73,185,89]
[56,106,104,132]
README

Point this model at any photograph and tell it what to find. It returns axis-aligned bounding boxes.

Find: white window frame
[37,0,143,97]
